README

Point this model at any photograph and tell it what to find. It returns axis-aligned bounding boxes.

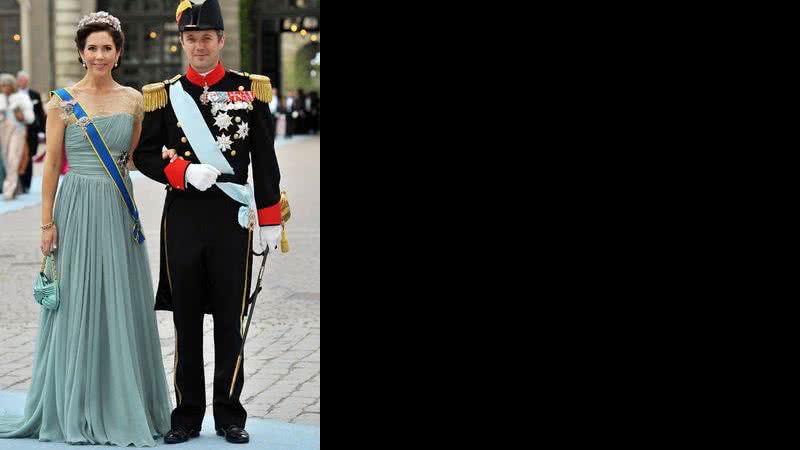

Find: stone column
[53,0,97,88]
[22,0,54,93]
[17,0,30,75]
[220,0,240,69]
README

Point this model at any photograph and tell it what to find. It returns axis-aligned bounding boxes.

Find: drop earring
[81,59,87,69]
[114,62,118,68]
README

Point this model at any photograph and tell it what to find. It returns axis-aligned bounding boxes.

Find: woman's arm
[127,116,143,170]
[40,109,65,255]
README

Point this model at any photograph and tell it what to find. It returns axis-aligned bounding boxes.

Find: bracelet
[41,222,55,231]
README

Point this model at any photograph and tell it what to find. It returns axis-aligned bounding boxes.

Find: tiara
[78,11,122,33]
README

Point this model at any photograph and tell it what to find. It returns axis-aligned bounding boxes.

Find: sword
[229,191,291,398]
[229,247,269,398]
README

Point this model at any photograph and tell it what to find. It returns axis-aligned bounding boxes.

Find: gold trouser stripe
[239,229,253,333]
[163,216,173,292]
[174,327,182,405]
[230,229,253,398]
[166,217,179,404]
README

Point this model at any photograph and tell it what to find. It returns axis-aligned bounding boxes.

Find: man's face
[16,75,28,90]
[181,31,225,73]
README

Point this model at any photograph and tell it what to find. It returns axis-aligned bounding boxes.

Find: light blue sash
[169,82,254,228]
[52,89,145,244]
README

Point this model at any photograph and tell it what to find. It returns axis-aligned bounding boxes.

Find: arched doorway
[0,0,21,73]
[249,0,320,91]
[97,0,182,89]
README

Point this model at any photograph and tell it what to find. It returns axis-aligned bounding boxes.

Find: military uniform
[134,61,281,436]
[132,1,281,439]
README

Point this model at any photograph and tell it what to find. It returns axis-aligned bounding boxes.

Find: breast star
[216,133,233,153]
[214,112,233,131]
[236,121,250,139]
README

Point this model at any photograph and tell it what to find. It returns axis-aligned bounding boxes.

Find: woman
[0,12,174,447]
[0,73,35,200]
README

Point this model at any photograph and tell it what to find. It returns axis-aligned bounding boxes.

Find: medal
[200,84,210,105]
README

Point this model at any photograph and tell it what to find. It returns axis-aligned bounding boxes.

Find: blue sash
[51,88,145,244]
[169,82,255,229]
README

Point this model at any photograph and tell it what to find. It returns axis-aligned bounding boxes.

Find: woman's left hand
[161,148,178,162]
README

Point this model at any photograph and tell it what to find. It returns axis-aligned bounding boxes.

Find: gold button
[238,86,245,91]
[184,151,192,157]
[181,137,188,144]
[177,122,182,128]
[248,104,254,110]
[231,150,237,156]
[235,117,241,123]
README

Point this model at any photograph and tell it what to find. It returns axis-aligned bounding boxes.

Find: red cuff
[258,203,281,226]
[164,159,191,190]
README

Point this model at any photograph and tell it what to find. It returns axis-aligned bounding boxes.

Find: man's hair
[16,70,29,79]
[180,30,224,41]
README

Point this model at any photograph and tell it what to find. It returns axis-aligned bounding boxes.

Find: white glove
[185,164,221,191]
[260,225,282,253]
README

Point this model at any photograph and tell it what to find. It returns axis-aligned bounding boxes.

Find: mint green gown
[0,111,172,447]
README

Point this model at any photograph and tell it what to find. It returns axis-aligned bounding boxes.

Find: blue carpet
[0,392,319,449]
[0,177,43,215]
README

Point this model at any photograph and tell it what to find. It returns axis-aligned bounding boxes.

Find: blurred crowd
[270,88,320,138]
[0,71,46,201]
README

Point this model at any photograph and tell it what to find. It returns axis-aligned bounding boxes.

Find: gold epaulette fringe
[142,82,167,112]
[250,74,273,103]
[280,191,291,253]
[142,75,181,112]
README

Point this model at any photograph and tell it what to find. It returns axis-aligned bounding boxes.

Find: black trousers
[164,191,253,431]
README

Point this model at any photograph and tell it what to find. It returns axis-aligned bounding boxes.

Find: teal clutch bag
[33,255,60,311]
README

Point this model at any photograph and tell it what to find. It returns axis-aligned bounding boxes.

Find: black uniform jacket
[133,62,282,312]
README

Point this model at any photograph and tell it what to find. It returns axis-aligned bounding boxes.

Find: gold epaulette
[142,75,182,112]
[249,74,273,103]
[142,82,166,112]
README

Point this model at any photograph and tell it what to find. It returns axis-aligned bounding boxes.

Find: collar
[186,61,225,87]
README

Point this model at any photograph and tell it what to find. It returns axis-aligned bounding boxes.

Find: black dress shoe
[217,425,250,444]
[164,427,199,444]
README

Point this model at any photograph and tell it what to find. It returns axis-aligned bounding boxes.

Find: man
[16,71,45,194]
[133,0,283,445]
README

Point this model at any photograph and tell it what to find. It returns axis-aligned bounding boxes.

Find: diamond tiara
[78,11,122,33]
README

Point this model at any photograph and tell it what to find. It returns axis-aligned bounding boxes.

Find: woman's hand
[162,148,178,163]
[41,225,58,256]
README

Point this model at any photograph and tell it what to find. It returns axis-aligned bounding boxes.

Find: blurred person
[0,11,179,447]
[269,86,279,116]
[16,71,47,194]
[0,73,35,200]
[275,94,288,137]
[285,89,296,138]
[308,90,319,134]
[295,88,307,134]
